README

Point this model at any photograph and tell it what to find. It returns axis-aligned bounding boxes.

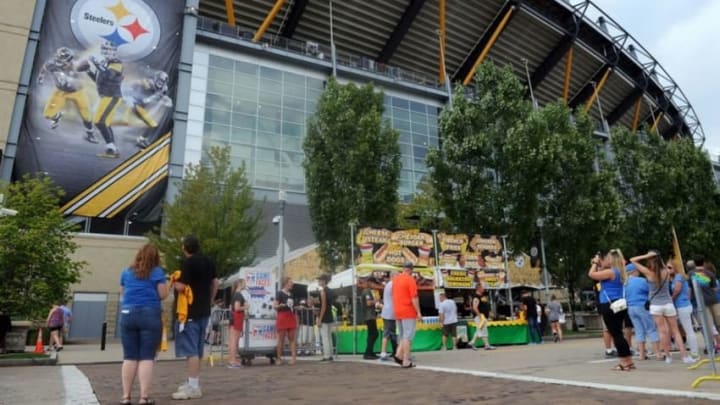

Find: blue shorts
[628,305,659,343]
[120,306,162,361]
[174,317,209,358]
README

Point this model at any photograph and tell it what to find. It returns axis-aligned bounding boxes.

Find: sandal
[392,356,403,365]
[120,398,131,405]
[401,362,416,368]
[138,398,155,405]
[611,363,634,371]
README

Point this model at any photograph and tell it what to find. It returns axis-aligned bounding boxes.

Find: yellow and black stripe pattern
[61,133,171,218]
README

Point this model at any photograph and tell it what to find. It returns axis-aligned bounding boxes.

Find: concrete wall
[0,0,35,150]
[70,233,147,338]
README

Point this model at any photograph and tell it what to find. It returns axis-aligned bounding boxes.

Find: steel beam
[568,64,611,110]
[527,34,574,96]
[453,1,516,84]
[607,88,643,126]
[631,98,642,133]
[253,0,286,43]
[280,0,308,38]
[562,46,574,103]
[377,0,426,63]
[461,4,515,85]
[224,0,236,26]
[438,0,446,84]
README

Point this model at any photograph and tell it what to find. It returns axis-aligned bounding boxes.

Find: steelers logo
[70,0,161,61]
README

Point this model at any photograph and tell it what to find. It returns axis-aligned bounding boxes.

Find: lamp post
[536,218,550,302]
[349,219,358,354]
[501,234,513,318]
[275,191,286,292]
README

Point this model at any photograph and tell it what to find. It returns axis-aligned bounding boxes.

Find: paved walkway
[3,337,720,404]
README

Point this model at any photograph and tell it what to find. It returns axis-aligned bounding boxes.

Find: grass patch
[0,352,51,360]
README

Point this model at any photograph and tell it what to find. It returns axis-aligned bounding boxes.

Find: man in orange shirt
[392,261,422,368]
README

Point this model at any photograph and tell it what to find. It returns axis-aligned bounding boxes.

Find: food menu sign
[356,228,435,267]
[440,268,476,288]
[355,264,436,291]
[437,233,508,289]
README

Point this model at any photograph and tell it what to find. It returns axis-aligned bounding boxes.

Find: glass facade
[192,50,440,199]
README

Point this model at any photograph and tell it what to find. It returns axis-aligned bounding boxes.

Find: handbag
[558,313,566,324]
[604,283,627,314]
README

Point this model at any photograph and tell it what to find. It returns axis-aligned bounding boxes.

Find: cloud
[650,1,720,152]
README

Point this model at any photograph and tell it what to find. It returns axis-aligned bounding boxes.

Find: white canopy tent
[222,243,318,288]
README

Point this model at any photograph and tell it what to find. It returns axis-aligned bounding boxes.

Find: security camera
[272,215,281,225]
[0,207,18,217]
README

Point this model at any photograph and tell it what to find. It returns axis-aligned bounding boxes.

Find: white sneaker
[172,384,202,400]
[683,356,696,364]
[665,355,672,364]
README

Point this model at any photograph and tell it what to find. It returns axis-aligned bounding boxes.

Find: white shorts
[649,303,677,317]
[474,317,488,337]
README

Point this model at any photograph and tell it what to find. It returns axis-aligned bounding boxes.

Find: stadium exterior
[0,0,708,338]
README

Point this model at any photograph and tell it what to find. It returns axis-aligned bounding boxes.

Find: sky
[590,0,720,158]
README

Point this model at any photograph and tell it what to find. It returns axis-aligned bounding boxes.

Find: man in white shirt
[378,278,397,361]
[438,293,458,350]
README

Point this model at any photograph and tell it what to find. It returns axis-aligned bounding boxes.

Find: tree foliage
[610,128,720,258]
[304,78,401,270]
[427,63,530,234]
[0,175,84,320]
[427,62,621,301]
[147,146,262,278]
[396,178,452,231]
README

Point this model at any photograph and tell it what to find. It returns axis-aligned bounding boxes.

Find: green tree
[504,104,622,310]
[0,175,84,320]
[148,146,262,278]
[610,128,720,259]
[304,78,401,270]
[396,178,452,231]
[427,63,531,234]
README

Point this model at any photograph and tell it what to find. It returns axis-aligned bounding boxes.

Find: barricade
[687,277,720,388]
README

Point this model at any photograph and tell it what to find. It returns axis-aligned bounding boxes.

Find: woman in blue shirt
[119,244,168,405]
[670,263,699,358]
[625,264,660,360]
[589,249,633,371]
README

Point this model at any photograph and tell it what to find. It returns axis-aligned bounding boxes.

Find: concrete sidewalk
[4,336,720,403]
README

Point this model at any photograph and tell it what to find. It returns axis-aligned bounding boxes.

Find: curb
[0,352,57,367]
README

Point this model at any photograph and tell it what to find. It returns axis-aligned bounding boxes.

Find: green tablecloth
[336,320,528,354]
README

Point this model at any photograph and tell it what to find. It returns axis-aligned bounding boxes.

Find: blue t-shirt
[672,274,691,308]
[599,268,624,303]
[625,276,649,307]
[120,266,166,309]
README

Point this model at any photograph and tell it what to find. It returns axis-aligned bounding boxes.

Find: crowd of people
[589,249,719,372]
[114,236,720,401]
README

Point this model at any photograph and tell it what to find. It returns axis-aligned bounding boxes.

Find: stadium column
[583,66,612,114]
[166,0,199,205]
[224,0,236,27]
[0,0,47,181]
[562,47,574,104]
[253,0,286,43]
[438,0,446,84]
[462,5,515,86]
[631,98,643,133]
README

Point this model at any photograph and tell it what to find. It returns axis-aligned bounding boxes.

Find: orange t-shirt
[392,272,418,320]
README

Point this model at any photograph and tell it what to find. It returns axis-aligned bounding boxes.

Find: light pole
[349,219,358,354]
[274,191,286,292]
[501,234,513,318]
[536,218,550,302]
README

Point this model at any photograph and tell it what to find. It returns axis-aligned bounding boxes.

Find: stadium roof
[197,0,705,146]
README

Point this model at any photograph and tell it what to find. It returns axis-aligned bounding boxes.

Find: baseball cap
[626,263,637,272]
[403,261,414,269]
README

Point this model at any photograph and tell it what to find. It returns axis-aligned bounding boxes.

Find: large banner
[13,0,183,219]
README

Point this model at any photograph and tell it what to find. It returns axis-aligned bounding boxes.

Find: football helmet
[154,71,169,90]
[54,47,74,65]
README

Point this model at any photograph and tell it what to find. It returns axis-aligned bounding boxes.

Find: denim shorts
[119,306,162,361]
[175,317,209,358]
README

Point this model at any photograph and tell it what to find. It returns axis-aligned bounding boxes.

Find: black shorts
[442,322,457,337]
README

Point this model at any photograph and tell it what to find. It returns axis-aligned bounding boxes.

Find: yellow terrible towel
[170,270,193,332]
